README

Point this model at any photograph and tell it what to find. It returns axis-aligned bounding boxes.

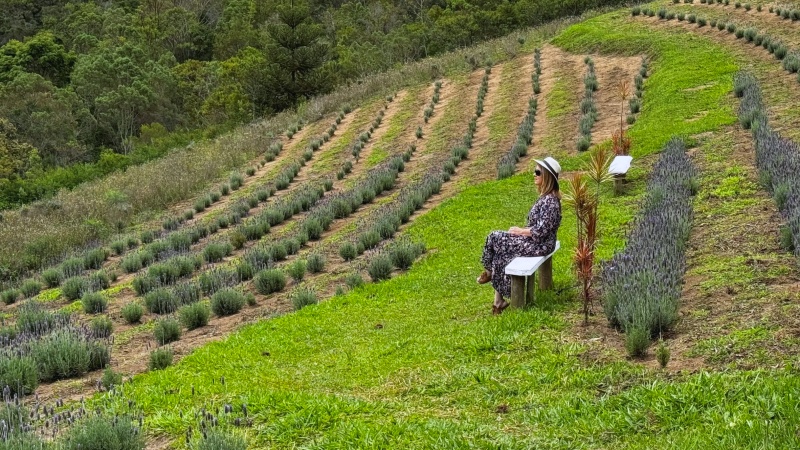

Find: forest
[0,0,625,208]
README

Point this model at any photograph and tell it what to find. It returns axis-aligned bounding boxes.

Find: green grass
[88,10,800,449]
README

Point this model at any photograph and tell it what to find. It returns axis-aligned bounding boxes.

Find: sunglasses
[534,169,542,176]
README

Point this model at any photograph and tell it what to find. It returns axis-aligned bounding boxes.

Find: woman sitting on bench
[478,157,562,315]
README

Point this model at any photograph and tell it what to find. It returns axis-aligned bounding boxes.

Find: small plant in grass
[246,167,256,177]
[657,8,667,19]
[101,366,123,390]
[211,288,246,316]
[677,12,685,20]
[780,225,795,252]
[717,21,726,30]
[656,339,671,368]
[82,292,108,314]
[121,302,144,324]
[345,273,364,289]
[287,259,307,282]
[89,270,110,291]
[290,286,317,311]
[415,126,423,139]
[140,230,155,244]
[255,269,286,294]
[163,216,180,231]
[631,6,641,16]
[734,1,740,7]
[90,316,113,338]
[1,288,19,305]
[63,276,89,300]
[61,413,145,450]
[368,254,393,281]
[230,231,246,250]
[726,22,736,32]
[42,267,64,287]
[179,302,210,330]
[625,327,650,357]
[154,317,181,345]
[687,13,696,23]
[697,17,707,26]
[149,347,173,370]
[307,252,325,273]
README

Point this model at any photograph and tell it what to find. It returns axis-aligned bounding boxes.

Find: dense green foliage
[0,0,628,208]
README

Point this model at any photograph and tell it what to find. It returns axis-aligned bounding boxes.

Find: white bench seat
[504,241,560,308]
[609,155,633,194]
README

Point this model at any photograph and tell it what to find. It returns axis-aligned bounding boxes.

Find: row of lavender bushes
[734,71,800,256]
[601,138,697,356]
[497,49,541,179]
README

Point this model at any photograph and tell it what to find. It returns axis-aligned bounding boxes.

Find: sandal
[492,304,501,315]
[498,301,510,313]
[477,270,492,284]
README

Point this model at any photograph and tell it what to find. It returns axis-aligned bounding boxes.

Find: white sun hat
[533,157,562,179]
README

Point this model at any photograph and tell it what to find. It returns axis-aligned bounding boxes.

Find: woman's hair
[537,165,561,199]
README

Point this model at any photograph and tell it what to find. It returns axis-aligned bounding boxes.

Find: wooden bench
[609,155,633,194]
[504,241,560,308]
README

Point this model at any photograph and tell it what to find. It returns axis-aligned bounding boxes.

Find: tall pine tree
[265,1,331,111]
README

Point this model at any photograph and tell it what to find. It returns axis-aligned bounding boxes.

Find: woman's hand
[508,226,529,236]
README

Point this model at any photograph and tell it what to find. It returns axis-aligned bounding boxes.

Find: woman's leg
[481,231,502,272]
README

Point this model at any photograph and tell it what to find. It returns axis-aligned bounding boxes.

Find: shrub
[89,270,111,291]
[154,318,181,345]
[82,292,108,314]
[196,429,247,450]
[63,276,89,300]
[101,366,123,390]
[697,17,707,26]
[211,288,246,316]
[42,268,64,287]
[179,302,210,330]
[149,347,173,370]
[60,257,85,278]
[90,316,114,338]
[121,302,144,324]
[111,240,126,256]
[415,126,423,138]
[30,329,109,382]
[140,230,155,244]
[16,302,66,334]
[345,273,364,289]
[303,218,324,240]
[83,248,108,270]
[173,282,201,306]
[390,243,416,270]
[236,261,255,281]
[254,269,286,295]
[0,355,39,395]
[1,288,20,305]
[230,231,247,250]
[290,287,318,311]
[144,288,179,314]
[576,136,591,152]
[726,23,736,32]
[229,172,244,190]
[368,254,393,282]
[780,225,795,252]
[287,259,307,282]
[306,253,326,273]
[61,413,145,450]
[629,97,641,114]
[203,242,233,263]
[132,275,158,296]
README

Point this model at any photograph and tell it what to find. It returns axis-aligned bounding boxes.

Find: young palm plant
[563,146,613,324]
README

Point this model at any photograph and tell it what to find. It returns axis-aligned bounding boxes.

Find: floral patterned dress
[481,193,562,299]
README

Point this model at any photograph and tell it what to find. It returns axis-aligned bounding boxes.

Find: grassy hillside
[2,2,800,449]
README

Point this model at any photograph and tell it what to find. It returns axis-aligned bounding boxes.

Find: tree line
[0,0,626,208]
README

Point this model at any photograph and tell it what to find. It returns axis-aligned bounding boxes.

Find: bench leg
[539,257,553,291]
[525,273,536,306]
[510,275,526,309]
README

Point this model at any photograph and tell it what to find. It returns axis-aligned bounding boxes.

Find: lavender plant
[577,59,598,151]
[735,71,800,259]
[600,138,696,356]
